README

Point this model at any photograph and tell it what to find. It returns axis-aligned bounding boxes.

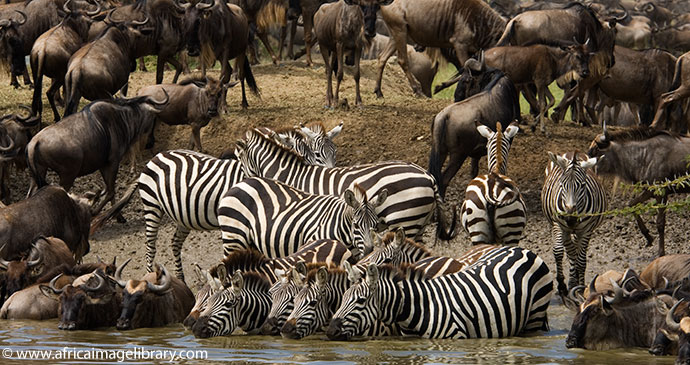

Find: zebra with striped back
[218,177,387,259]
[183,239,352,330]
[254,122,342,168]
[541,151,607,296]
[461,121,526,245]
[138,125,339,281]
[191,270,272,338]
[326,246,553,340]
[234,129,456,240]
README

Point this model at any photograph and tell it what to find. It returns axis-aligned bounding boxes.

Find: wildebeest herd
[1,0,690,362]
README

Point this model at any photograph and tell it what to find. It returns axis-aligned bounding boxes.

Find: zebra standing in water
[326,246,553,340]
[235,129,456,240]
[138,125,341,281]
[541,151,607,296]
[461,121,526,245]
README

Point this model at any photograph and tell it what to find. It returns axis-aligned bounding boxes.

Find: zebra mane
[245,129,307,163]
[493,122,504,174]
[378,263,429,282]
[603,127,680,143]
[379,231,431,257]
[214,249,271,277]
[302,122,326,135]
[241,271,272,291]
[305,265,345,283]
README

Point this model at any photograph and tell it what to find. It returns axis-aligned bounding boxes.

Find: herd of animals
[0,0,690,362]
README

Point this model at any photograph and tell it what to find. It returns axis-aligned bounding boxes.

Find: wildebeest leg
[552,84,578,122]
[190,124,203,153]
[469,156,479,178]
[321,45,333,108]
[92,164,118,216]
[257,30,279,65]
[374,34,396,98]
[47,79,63,122]
[651,86,690,129]
[22,68,32,88]
[521,85,540,120]
[354,47,362,106]
[171,226,191,280]
[441,154,465,195]
[138,57,147,72]
[0,163,8,204]
[179,52,191,74]
[334,43,344,107]
[167,56,185,84]
[397,30,425,97]
[552,225,569,297]
[287,19,297,59]
[630,190,655,245]
[303,11,315,66]
[656,194,667,257]
[537,84,548,134]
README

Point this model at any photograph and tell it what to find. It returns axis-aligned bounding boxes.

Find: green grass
[431,63,572,120]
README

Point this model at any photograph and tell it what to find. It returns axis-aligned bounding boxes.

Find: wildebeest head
[61,0,102,40]
[344,184,387,259]
[0,242,43,296]
[547,151,599,220]
[666,300,690,365]
[327,262,381,340]
[114,259,172,330]
[566,278,669,350]
[261,263,306,335]
[184,0,217,57]
[344,0,394,39]
[39,269,118,330]
[453,54,505,102]
[0,11,27,78]
[649,298,690,356]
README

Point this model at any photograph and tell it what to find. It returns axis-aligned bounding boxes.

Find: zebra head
[235,139,261,177]
[299,122,343,168]
[272,131,321,166]
[327,262,381,340]
[282,266,332,339]
[548,152,599,219]
[358,227,406,266]
[344,184,388,259]
[261,264,308,335]
[184,267,222,330]
[476,121,519,174]
[191,270,270,338]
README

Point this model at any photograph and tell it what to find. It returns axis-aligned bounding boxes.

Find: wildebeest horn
[588,274,598,294]
[464,58,482,72]
[147,89,169,106]
[27,242,42,268]
[0,133,16,153]
[13,10,26,26]
[667,299,684,332]
[86,2,103,16]
[114,258,131,288]
[0,244,9,270]
[130,16,149,26]
[105,9,121,24]
[664,276,670,290]
[197,0,213,11]
[84,272,106,292]
[15,105,40,128]
[147,265,171,294]
[63,0,73,15]
[605,278,625,305]
[568,285,585,304]
[0,19,10,28]
[614,5,628,22]
[49,273,64,294]
[172,0,186,14]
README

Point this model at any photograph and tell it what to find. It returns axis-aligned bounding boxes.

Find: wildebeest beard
[7,37,25,77]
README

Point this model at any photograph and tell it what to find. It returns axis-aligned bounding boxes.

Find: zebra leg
[564,234,579,290]
[552,225,568,296]
[171,226,192,281]
[144,208,163,273]
[573,232,592,287]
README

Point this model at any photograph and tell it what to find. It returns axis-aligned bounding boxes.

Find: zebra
[191,270,271,338]
[234,129,456,240]
[326,246,553,340]
[217,177,388,259]
[254,122,342,167]
[461,121,526,245]
[541,151,607,296]
[138,125,340,281]
[183,239,351,330]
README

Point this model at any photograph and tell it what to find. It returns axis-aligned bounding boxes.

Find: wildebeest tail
[64,68,79,117]
[435,195,457,241]
[26,140,47,190]
[243,55,261,97]
[31,51,44,116]
[495,18,515,47]
[89,181,138,235]
[670,56,685,92]
[428,113,446,198]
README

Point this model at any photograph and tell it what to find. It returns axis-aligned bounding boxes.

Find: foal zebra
[327,246,553,340]
[183,239,351,329]
[541,151,607,296]
[218,178,387,259]
[138,125,338,280]
[235,129,456,240]
[461,121,526,245]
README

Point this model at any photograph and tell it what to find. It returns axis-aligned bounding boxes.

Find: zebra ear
[371,229,382,248]
[365,263,379,289]
[344,189,359,209]
[344,261,360,283]
[216,264,228,287]
[273,132,295,149]
[393,227,405,248]
[581,156,599,169]
[316,267,329,288]
[275,268,286,281]
[476,122,493,139]
[372,189,388,207]
[292,265,306,287]
[300,124,320,140]
[547,151,568,170]
[327,122,343,139]
[505,122,519,139]
[206,270,221,292]
[231,270,244,293]
[295,261,308,276]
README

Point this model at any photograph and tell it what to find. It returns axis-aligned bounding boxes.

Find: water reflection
[0,304,677,364]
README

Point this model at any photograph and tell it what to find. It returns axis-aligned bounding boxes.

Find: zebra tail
[428,114,446,198]
[435,197,457,240]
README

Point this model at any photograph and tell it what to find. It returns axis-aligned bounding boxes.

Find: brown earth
[1,57,688,290]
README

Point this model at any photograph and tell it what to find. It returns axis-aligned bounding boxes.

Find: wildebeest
[286,0,332,66]
[483,41,592,133]
[27,92,168,215]
[565,280,673,350]
[39,268,122,330]
[652,51,690,131]
[613,12,652,50]
[184,0,260,109]
[313,0,371,107]
[30,0,100,121]
[651,25,690,55]
[235,0,288,65]
[136,76,233,152]
[428,66,520,198]
[113,260,194,330]
[0,236,75,298]
[640,254,690,289]
[0,106,40,203]
[587,126,690,257]
[63,14,153,116]
[374,0,505,97]
[636,1,674,27]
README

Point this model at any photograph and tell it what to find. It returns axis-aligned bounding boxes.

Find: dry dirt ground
[1,56,688,290]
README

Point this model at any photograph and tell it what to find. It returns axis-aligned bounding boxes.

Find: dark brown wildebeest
[27,92,168,215]
[428,66,520,198]
[287,0,333,66]
[136,76,232,152]
[235,0,287,65]
[40,268,122,330]
[651,25,690,54]
[587,126,690,257]
[483,41,592,133]
[640,254,690,290]
[113,260,194,330]
[565,279,675,350]
[313,0,371,108]
[614,12,652,50]
[0,236,76,298]
[30,0,100,121]
[650,299,690,358]
[374,0,505,98]
[0,106,40,203]
[652,51,690,130]
[185,0,260,109]
[63,14,153,116]
[636,1,674,27]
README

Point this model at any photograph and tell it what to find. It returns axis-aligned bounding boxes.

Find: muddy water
[0,302,675,364]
